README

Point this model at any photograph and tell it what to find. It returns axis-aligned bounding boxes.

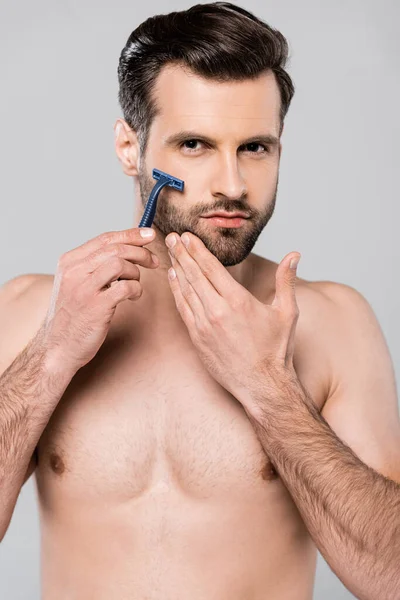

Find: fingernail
[140,228,154,238]
[166,235,176,248]
[290,256,300,269]
[168,267,176,280]
[152,254,159,265]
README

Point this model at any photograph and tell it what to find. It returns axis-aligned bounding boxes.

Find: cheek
[146,149,195,189]
[249,167,278,198]
[163,157,209,187]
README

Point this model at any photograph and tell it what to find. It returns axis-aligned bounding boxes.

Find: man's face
[137,64,282,267]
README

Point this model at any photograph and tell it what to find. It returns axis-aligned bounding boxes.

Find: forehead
[150,63,281,136]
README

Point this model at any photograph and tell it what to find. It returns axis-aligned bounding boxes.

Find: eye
[179,139,270,155]
[180,139,204,153]
[242,142,270,154]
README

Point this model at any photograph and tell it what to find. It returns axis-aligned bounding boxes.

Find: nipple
[260,459,278,481]
[49,452,65,475]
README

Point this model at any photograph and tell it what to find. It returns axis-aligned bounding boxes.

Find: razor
[139,168,185,228]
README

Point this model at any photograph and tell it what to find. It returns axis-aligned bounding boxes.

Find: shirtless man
[1,3,400,599]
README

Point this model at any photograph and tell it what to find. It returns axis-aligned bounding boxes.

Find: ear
[114,119,140,176]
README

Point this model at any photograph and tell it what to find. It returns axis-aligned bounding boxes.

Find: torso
[28,254,330,599]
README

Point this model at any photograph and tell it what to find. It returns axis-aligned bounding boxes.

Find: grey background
[0,0,398,598]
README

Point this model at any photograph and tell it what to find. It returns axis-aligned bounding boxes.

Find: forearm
[245,367,400,600]
[0,329,75,536]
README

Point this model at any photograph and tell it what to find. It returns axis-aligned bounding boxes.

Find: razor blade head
[152,168,185,192]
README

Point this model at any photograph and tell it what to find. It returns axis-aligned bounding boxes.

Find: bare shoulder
[0,273,55,373]
[300,278,377,333]
[263,257,373,339]
[252,252,346,345]
[252,253,367,313]
[293,278,382,410]
[0,273,54,302]
[253,254,372,407]
[251,253,352,309]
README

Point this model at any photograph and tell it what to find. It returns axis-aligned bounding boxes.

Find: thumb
[272,252,301,312]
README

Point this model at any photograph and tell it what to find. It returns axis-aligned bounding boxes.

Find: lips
[202,212,249,219]
[201,215,247,228]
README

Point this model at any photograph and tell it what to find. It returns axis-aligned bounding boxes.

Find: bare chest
[35,311,326,507]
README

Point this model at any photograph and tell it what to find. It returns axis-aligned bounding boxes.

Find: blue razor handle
[139,169,185,228]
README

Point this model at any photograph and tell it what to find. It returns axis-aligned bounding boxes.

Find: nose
[210,152,247,200]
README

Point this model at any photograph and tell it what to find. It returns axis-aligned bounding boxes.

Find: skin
[120,63,281,280]
[5,62,392,598]
[44,63,317,598]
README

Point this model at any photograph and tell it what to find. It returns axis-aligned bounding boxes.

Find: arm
[246,283,400,600]
[162,232,400,598]
[0,275,76,541]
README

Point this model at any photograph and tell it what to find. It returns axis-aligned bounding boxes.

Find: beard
[137,161,278,267]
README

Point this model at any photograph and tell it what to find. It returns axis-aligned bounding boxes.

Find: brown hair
[117,2,295,156]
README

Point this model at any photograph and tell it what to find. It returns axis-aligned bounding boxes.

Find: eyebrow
[163,130,280,148]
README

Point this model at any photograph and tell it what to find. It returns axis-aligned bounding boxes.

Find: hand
[39,227,159,374]
[165,231,301,416]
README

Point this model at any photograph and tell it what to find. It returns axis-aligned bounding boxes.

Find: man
[0,2,399,599]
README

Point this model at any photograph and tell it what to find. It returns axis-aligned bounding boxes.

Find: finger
[61,227,156,265]
[166,232,239,300]
[84,243,159,272]
[166,235,219,314]
[167,261,197,329]
[90,256,141,291]
[272,252,301,314]
[168,250,205,321]
[103,278,142,305]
